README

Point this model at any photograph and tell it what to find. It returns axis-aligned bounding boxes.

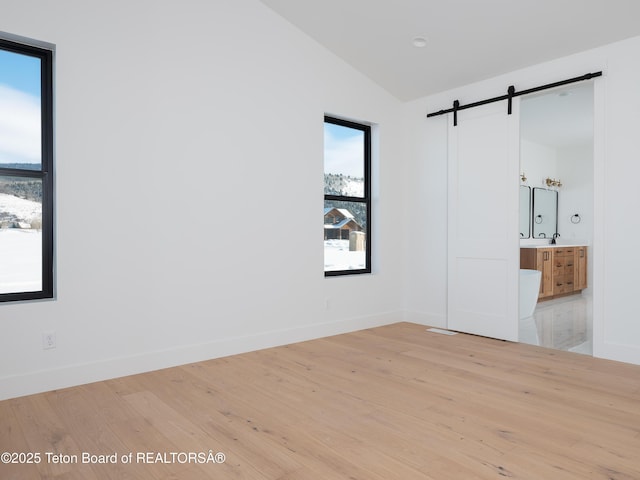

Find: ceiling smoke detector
[412,36,428,48]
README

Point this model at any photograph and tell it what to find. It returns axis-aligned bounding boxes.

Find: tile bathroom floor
[519,293,593,355]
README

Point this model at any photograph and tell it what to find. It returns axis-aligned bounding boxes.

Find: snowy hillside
[0,193,41,226]
[324,173,364,197]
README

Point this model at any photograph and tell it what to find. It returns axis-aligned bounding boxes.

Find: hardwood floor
[2,322,640,479]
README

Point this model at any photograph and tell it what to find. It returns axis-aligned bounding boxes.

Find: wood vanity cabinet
[552,248,576,296]
[520,248,553,299]
[575,246,588,290]
[520,246,587,301]
[539,248,554,298]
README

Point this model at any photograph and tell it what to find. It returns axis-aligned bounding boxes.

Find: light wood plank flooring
[1,322,640,479]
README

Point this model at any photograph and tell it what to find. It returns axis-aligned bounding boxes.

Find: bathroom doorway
[518,81,594,355]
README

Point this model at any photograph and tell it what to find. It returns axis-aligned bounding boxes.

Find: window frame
[0,37,54,302]
[324,115,372,276]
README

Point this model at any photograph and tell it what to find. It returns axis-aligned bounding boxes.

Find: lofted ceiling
[261,0,640,101]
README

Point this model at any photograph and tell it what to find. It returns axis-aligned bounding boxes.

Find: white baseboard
[0,311,401,401]
[4,310,639,401]
[593,340,640,366]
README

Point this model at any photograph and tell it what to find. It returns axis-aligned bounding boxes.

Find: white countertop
[520,244,588,248]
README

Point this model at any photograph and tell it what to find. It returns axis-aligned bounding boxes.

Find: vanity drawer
[554,274,575,294]
[553,254,574,276]
[553,266,574,278]
[554,248,575,257]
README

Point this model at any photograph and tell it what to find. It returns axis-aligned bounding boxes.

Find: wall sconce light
[545,177,563,188]
[520,172,527,183]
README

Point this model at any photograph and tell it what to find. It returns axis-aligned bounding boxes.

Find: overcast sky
[324,122,364,179]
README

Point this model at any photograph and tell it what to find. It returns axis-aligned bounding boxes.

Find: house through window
[324,116,371,275]
[0,37,54,301]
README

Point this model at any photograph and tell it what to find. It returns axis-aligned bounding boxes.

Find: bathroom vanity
[520,245,587,300]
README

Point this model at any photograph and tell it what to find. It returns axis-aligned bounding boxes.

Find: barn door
[447,100,520,341]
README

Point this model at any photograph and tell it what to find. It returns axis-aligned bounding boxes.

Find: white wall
[594,36,640,362]
[0,0,406,400]
[556,144,594,246]
[403,35,640,366]
[401,111,448,327]
[520,139,558,191]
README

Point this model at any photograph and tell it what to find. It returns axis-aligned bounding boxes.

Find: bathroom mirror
[519,185,531,238]
[532,187,558,239]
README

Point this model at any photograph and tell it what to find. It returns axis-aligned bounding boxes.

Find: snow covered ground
[0,228,42,293]
[0,193,42,293]
[324,239,366,271]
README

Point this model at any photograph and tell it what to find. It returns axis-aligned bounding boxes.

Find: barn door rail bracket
[426,71,602,126]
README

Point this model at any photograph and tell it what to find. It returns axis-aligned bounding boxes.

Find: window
[324,116,371,275]
[0,37,53,301]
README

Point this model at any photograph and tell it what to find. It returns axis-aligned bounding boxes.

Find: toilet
[519,269,542,319]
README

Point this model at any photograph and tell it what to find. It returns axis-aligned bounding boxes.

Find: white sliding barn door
[447,100,520,341]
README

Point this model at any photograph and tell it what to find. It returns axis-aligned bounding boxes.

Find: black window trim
[0,37,54,302]
[324,115,372,276]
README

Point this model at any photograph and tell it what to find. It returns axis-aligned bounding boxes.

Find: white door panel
[448,100,520,341]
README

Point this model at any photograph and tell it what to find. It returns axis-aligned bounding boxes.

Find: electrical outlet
[42,331,56,350]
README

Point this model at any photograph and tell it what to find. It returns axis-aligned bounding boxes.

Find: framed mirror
[532,187,558,239]
[519,185,531,238]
